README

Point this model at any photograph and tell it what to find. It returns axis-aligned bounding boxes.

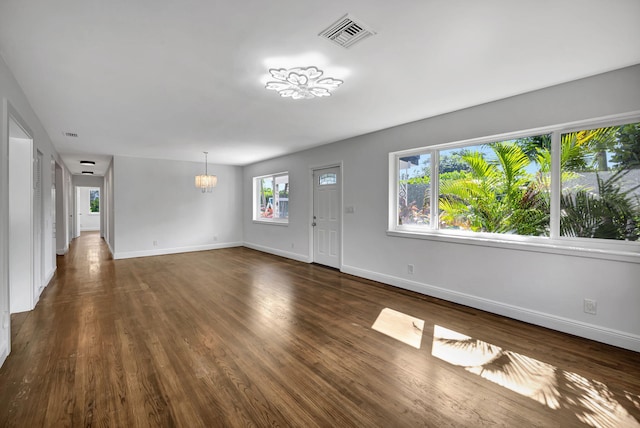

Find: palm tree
[560,126,617,171]
[438,126,640,239]
[560,169,640,240]
[560,125,640,240]
[439,142,549,235]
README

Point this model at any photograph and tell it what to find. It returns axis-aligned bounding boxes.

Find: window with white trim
[390,116,640,254]
[254,172,289,223]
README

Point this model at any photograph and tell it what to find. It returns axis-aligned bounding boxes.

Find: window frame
[253,171,289,225]
[388,112,640,262]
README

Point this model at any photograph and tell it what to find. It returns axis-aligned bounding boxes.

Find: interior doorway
[75,186,101,238]
[312,166,341,269]
[53,161,67,255]
[8,116,36,313]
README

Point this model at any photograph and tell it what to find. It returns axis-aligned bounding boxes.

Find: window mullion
[550,131,561,239]
[431,149,439,230]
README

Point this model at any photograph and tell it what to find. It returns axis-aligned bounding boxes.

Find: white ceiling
[1,0,639,176]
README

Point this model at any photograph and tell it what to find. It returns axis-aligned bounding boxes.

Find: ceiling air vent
[63,132,78,138]
[319,14,376,48]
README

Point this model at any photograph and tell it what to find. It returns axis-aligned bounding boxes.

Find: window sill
[386,229,640,264]
[253,219,289,226]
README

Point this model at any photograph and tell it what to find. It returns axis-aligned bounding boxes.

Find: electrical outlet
[407,264,414,275]
[153,240,158,247]
[584,298,597,315]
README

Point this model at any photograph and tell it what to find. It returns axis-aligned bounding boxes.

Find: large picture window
[398,135,551,236]
[391,116,640,255]
[254,172,289,223]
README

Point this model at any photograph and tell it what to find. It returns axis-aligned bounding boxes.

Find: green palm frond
[462,151,499,181]
[493,143,530,185]
[561,127,617,170]
[561,170,640,240]
[438,143,549,235]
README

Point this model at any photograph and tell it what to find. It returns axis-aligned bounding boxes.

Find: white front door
[313,167,341,269]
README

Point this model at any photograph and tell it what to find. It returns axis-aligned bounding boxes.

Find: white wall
[8,137,32,313]
[1,54,69,366]
[54,162,69,255]
[104,158,115,254]
[113,156,243,259]
[243,64,640,352]
[77,187,100,231]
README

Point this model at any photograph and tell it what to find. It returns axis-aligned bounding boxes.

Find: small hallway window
[89,189,100,213]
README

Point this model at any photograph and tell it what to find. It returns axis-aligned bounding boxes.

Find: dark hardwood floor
[1,232,639,427]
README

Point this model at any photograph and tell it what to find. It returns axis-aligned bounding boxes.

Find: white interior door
[313,166,341,269]
[9,137,33,314]
[8,117,34,317]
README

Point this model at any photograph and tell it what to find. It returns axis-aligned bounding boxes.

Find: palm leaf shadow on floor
[432,328,640,427]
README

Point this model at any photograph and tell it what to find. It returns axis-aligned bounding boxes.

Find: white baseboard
[56,246,68,256]
[0,348,7,369]
[341,264,640,353]
[114,241,243,260]
[44,268,56,288]
[243,242,311,263]
[106,240,114,258]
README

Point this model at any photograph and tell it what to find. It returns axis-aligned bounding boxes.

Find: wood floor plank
[0,231,639,427]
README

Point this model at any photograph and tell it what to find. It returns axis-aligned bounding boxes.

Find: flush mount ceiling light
[81,171,94,175]
[80,160,95,166]
[265,66,343,100]
[195,152,217,193]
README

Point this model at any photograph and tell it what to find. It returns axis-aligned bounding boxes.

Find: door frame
[34,148,44,301]
[2,101,35,365]
[308,161,343,269]
[75,185,102,236]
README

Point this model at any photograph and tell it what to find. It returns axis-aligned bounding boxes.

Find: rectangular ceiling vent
[63,132,78,138]
[319,14,376,49]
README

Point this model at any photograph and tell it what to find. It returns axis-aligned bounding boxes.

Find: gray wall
[243,64,640,351]
[105,158,115,254]
[112,156,244,259]
[1,54,70,365]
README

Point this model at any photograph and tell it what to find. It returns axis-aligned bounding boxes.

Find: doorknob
[312,222,316,227]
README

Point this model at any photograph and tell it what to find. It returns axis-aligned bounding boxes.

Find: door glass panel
[319,173,337,185]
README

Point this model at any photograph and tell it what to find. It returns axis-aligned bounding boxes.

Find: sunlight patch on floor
[371,308,424,349]
[432,325,640,428]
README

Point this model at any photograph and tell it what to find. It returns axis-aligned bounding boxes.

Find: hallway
[1,232,639,427]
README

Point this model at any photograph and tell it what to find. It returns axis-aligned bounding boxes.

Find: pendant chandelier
[195,151,217,192]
